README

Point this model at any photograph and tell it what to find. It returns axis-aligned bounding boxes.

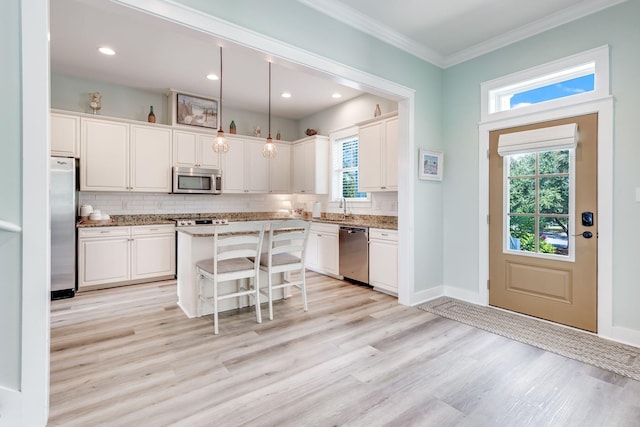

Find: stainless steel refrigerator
[50,156,77,299]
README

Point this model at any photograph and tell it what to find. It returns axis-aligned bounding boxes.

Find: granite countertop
[77,212,398,230]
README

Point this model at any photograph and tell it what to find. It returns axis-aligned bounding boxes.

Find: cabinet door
[246,140,269,193]
[306,231,319,270]
[269,143,291,193]
[130,125,172,192]
[131,233,175,280]
[292,143,306,193]
[173,130,198,167]
[384,117,399,190]
[369,240,398,292]
[81,119,129,191]
[358,122,383,191]
[303,142,317,193]
[221,137,245,193]
[78,237,130,288]
[318,233,339,275]
[51,113,79,157]
[198,134,220,168]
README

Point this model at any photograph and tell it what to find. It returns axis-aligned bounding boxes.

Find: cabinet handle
[381,186,386,189]
[149,228,158,231]
[381,233,389,236]
[100,231,110,234]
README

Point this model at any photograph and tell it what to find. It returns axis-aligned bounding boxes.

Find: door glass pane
[539,176,569,214]
[539,150,569,174]
[540,217,569,256]
[509,153,535,176]
[509,178,535,214]
[509,215,535,253]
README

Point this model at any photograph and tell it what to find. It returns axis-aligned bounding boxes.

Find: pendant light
[213,46,229,153]
[263,61,277,158]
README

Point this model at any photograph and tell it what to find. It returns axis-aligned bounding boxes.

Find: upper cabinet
[292,135,329,194]
[173,130,220,169]
[81,118,171,192]
[51,112,80,158]
[221,135,270,194]
[358,113,398,192]
[269,142,291,194]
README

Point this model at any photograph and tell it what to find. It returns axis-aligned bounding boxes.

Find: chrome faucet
[340,197,350,218]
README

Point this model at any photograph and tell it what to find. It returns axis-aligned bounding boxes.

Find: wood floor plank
[48,272,640,426]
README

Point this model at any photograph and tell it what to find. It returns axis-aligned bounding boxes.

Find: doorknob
[581,231,593,239]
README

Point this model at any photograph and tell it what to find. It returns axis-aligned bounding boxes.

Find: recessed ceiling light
[98,46,115,56]
[332,93,342,99]
[281,92,292,98]
[206,74,219,81]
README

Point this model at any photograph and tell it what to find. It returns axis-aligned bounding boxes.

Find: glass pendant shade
[213,128,229,153]
[263,61,277,158]
[263,135,277,158]
[213,45,229,154]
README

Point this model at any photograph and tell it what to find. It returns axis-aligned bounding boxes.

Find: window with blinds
[332,133,367,200]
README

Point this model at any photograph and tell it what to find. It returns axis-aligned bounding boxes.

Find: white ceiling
[50,0,625,120]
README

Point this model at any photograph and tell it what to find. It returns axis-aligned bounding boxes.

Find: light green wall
[172,0,445,292]
[51,72,300,141]
[442,1,640,330]
[0,0,22,390]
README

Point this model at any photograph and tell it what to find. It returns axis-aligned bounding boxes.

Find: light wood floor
[49,273,640,426]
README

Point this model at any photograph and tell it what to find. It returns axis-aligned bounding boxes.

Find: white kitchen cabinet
[306,222,339,276]
[292,135,329,194]
[81,118,129,191]
[369,228,398,294]
[269,142,291,193]
[130,124,172,192]
[173,130,220,168]
[81,118,172,192]
[131,225,176,280]
[50,112,80,157]
[78,227,131,289]
[78,225,175,290]
[358,113,398,192]
[221,135,269,193]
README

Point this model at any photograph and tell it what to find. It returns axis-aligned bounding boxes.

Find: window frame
[330,126,370,203]
[502,149,576,262]
[481,45,609,123]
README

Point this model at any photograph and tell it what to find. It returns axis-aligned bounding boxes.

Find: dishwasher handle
[339,226,368,234]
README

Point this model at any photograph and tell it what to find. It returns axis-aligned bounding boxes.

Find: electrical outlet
[157,201,163,209]
[122,201,128,210]
[391,202,397,211]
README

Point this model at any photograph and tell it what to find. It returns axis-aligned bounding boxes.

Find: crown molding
[298,0,445,67]
[443,0,628,68]
[299,0,627,69]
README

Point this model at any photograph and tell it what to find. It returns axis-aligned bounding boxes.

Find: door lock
[581,211,594,227]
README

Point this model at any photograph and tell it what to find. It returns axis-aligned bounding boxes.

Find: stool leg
[301,267,308,312]
[213,278,219,335]
[268,270,274,321]
[254,276,262,324]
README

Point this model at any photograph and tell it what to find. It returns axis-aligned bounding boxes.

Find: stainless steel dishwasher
[339,226,369,284]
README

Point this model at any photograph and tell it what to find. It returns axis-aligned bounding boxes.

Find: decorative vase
[276,130,281,140]
[374,103,382,117]
[147,105,156,123]
[230,120,236,134]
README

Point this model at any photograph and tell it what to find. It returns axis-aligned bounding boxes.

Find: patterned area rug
[418,297,640,382]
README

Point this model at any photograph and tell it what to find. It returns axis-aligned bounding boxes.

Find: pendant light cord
[219,46,223,130]
[268,61,271,139]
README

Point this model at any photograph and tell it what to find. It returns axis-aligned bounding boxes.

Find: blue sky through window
[510,74,595,109]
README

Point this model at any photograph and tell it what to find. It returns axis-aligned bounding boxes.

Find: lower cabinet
[78,225,175,290]
[306,223,339,276]
[369,228,398,294]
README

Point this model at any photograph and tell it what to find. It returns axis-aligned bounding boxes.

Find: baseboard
[609,325,640,348]
[444,286,483,305]
[409,286,444,306]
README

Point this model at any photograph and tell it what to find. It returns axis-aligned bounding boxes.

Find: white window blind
[498,123,577,156]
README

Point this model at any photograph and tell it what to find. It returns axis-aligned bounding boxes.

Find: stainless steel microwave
[172,167,222,194]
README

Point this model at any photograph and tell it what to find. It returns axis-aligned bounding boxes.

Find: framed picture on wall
[418,149,443,181]
[174,92,218,129]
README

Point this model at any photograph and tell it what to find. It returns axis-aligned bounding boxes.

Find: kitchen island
[176,225,285,318]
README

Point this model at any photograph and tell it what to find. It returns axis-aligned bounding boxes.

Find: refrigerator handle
[0,219,22,233]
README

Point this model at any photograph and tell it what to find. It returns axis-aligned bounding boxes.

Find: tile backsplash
[78,191,398,217]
